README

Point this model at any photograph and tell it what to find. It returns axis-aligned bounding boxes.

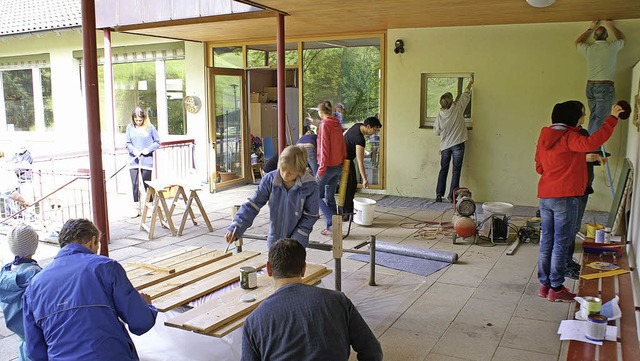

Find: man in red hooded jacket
[535,101,623,302]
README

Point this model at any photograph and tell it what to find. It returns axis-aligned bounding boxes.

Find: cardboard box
[250,92,268,103]
[264,87,277,102]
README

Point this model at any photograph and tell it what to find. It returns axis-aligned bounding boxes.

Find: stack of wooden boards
[125,246,331,337]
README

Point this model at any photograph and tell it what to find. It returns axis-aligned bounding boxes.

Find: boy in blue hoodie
[0,224,41,361]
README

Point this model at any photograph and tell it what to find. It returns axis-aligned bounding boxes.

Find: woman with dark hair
[125,107,160,217]
[535,100,623,302]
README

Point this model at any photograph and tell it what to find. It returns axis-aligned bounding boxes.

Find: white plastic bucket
[353,198,376,226]
[481,202,514,236]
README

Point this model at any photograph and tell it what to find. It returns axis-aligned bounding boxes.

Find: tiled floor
[0,184,603,361]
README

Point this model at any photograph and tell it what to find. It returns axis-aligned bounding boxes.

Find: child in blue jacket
[226,145,320,248]
[0,224,42,361]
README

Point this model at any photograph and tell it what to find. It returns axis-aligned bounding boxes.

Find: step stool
[139,180,180,240]
[177,186,213,236]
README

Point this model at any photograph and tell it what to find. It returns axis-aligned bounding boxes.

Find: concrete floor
[1,184,606,361]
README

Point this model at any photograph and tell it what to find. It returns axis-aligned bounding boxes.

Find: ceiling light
[526,0,555,7]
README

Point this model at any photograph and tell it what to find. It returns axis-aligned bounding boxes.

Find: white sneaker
[129,203,140,218]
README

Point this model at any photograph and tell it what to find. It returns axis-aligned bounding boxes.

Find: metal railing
[1,139,196,236]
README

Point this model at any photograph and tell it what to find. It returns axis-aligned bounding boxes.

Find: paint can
[586,223,603,238]
[595,229,605,243]
[603,227,612,244]
[586,314,608,341]
[240,266,257,289]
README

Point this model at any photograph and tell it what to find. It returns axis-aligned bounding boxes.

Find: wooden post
[369,235,376,286]
[333,215,342,291]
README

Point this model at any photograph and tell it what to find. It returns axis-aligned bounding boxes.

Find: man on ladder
[576,19,625,197]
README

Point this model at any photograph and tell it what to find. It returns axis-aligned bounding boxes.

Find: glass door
[209,69,246,191]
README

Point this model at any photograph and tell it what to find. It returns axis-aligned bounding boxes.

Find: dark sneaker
[568,260,581,272]
[547,286,576,302]
[564,267,580,280]
[538,284,550,298]
[436,195,443,202]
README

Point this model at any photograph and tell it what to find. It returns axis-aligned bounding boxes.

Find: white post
[0,72,6,131]
[32,68,45,131]
[155,60,168,136]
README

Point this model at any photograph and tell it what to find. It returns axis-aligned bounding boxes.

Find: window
[247,43,298,68]
[420,73,473,128]
[86,43,187,136]
[0,67,54,132]
[302,38,382,187]
[213,46,243,69]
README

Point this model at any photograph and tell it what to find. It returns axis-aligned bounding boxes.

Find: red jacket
[535,115,618,198]
[316,116,346,177]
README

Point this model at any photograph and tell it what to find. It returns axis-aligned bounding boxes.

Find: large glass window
[96,58,186,135]
[1,67,53,132]
[302,38,382,187]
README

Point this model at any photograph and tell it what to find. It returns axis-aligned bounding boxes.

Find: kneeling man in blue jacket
[23,219,157,361]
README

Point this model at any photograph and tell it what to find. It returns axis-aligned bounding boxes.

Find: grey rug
[349,252,451,277]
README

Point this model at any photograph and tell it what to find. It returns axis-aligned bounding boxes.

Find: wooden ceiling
[116,0,640,44]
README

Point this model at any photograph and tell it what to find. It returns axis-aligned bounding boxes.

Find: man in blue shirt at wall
[23,219,157,361]
[242,238,383,361]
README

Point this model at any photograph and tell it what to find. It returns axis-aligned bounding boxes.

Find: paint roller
[374,241,458,264]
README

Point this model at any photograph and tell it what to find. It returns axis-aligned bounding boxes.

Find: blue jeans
[302,145,318,176]
[436,142,465,199]
[317,165,342,229]
[567,194,589,266]
[586,82,615,136]
[538,197,579,287]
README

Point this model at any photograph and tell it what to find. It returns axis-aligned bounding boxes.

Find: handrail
[0,175,89,225]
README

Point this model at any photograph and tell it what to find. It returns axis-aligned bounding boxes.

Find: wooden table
[126,246,331,337]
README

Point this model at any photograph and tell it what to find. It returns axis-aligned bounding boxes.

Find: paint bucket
[481,202,513,237]
[240,266,257,289]
[353,197,376,226]
[586,314,608,341]
[586,223,604,239]
[576,296,602,320]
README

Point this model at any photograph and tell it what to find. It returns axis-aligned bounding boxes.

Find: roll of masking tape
[586,223,604,239]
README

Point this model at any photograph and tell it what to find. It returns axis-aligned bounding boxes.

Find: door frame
[207,67,249,192]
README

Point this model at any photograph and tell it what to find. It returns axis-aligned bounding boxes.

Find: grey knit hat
[7,224,39,257]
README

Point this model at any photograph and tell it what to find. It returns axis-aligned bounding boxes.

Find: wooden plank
[154,256,268,312]
[180,264,328,334]
[124,246,201,273]
[209,268,332,337]
[567,241,640,361]
[164,264,328,333]
[127,262,176,273]
[132,251,231,290]
[143,251,261,299]
[126,247,216,279]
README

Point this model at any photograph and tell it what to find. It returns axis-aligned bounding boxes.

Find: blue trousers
[538,197,579,287]
[317,165,342,229]
[436,142,465,199]
[586,82,615,136]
